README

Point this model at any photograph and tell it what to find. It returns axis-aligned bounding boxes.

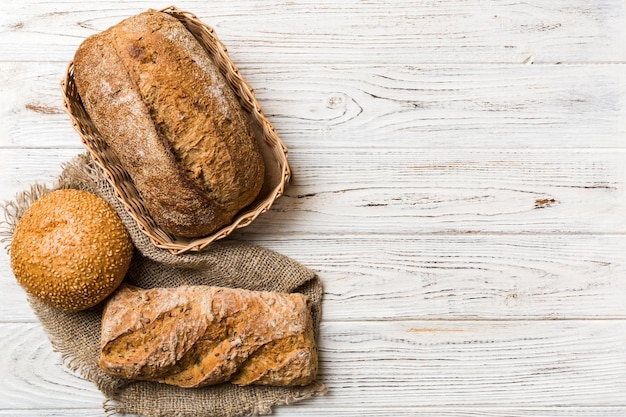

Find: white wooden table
[2,1,626,416]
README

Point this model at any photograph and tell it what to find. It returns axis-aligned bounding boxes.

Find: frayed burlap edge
[1,183,51,251]
[102,378,329,417]
[1,153,328,417]
[0,154,100,242]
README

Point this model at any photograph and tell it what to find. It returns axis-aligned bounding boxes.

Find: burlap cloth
[1,153,327,417]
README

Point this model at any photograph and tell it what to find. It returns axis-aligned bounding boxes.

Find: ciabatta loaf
[99,285,318,387]
[72,10,265,237]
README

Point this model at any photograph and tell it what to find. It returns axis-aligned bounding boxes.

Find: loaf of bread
[72,10,265,238]
[99,285,318,387]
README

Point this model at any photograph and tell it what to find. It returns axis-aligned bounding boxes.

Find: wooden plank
[249,234,626,321]
[0,263,36,323]
[1,321,625,409]
[1,0,625,64]
[273,408,626,417]
[2,408,626,417]
[3,234,626,322]
[0,323,104,409]
[2,62,626,149]
[0,411,108,417]
[243,148,626,235]
[0,62,78,150]
[0,148,81,201]
[316,320,626,408]
[1,148,624,235]
[248,63,626,149]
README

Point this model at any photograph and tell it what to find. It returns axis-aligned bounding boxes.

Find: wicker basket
[60,6,291,254]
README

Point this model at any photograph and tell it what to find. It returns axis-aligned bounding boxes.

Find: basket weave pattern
[61,6,291,254]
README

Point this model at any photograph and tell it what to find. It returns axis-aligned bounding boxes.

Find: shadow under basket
[60,6,291,254]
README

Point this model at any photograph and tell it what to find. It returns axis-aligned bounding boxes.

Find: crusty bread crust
[73,11,264,237]
[99,285,318,387]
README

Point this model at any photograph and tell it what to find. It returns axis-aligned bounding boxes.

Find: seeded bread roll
[99,285,318,387]
[72,10,265,238]
[10,189,133,312]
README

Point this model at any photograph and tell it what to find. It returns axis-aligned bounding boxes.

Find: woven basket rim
[60,6,291,254]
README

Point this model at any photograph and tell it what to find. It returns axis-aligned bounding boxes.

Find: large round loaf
[72,10,265,238]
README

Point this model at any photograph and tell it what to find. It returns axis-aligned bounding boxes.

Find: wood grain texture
[0,412,108,417]
[1,0,625,64]
[1,321,625,411]
[0,148,81,201]
[272,408,626,417]
[248,63,626,149]
[215,148,626,235]
[247,234,626,321]
[0,324,104,409]
[1,148,624,235]
[2,62,626,149]
[317,320,626,407]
